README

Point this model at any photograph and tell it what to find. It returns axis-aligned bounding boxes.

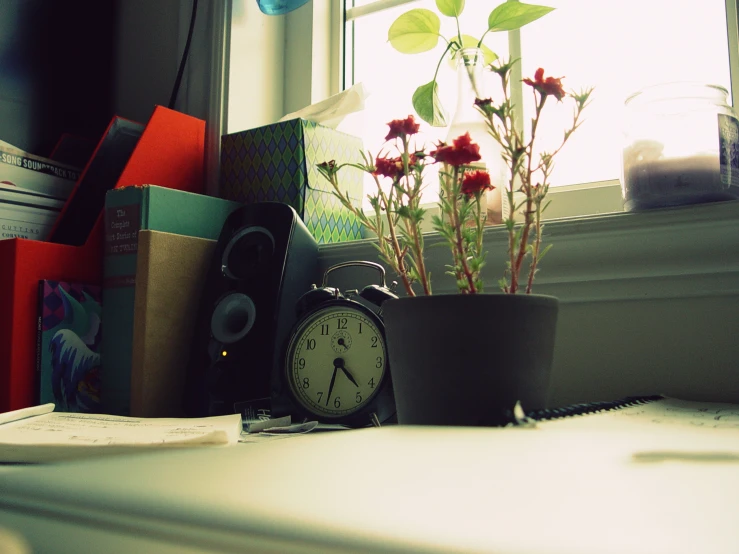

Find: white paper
[0,407,243,462]
[0,403,54,426]
[279,82,368,129]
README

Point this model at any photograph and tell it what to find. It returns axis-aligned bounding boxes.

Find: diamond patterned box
[220,118,364,244]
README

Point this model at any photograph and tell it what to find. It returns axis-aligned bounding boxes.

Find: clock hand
[326,366,339,407]
[340,366,359,388]
[333,357,359,387]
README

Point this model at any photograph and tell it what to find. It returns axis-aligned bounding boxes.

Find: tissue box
[220,118,364,243]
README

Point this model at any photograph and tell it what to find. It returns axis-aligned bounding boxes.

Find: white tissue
[279,82,368,129]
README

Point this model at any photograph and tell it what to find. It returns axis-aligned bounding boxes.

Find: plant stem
[511,91,546,293]
[526,195,544,294]
[450,168,477,294]
[378,182,416,297]
[475,192,484,262]
[401,138,431,296]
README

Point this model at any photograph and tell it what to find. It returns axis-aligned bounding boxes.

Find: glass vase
[445,47,506,225]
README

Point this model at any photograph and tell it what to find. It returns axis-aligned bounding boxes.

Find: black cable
[168,0,199,110]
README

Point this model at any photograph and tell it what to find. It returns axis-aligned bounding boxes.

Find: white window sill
[318,198,739,305]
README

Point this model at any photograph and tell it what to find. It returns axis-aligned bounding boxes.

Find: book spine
[0,151,77,200]
[35,281,45,394]
[0,240,17,411]
[0,148,81,181]
[101,186,147,416]
[0,211,58,242]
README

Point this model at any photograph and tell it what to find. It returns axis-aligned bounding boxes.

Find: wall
[0,0,116,155]
[227,0,285,133]
[112,0,181,125]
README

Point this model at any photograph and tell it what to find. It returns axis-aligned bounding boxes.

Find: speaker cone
[210,293,256,344]
[221,226,275,280]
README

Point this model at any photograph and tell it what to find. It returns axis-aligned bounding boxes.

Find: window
[338,0,738,215]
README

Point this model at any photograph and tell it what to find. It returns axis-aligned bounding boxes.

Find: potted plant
[318,61,593,426]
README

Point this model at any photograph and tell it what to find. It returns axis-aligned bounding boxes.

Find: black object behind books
[49,118,144,246]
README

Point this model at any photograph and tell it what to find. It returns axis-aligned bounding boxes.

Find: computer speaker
[184,202,318,417]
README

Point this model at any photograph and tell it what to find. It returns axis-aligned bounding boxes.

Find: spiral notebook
[530,395,739,437]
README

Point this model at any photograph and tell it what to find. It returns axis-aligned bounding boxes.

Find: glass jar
[445,47,505,224]
[621,82,739,211]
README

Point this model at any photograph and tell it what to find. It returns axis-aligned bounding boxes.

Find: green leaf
[388,9,441,54]
[436,0,464,17]
[412,81,448,127]
[396,206,412,219]
[487,2,554,33]
[538,243,553,261]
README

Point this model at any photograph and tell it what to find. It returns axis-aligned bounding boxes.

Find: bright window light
[340,0,733,207]
[518,0,732,188]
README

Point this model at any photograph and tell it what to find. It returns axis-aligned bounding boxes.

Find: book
[130,231,218,418]
[0,403,242,463]
[47,133,97,168]
[0,140,80,200]
[49,117,145,246]
[36,280,103,413]
[0,202,59,241]
[0,184,66,211]
[101,186,242,416]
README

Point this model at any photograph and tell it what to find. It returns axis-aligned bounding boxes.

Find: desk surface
[1,420,738,554]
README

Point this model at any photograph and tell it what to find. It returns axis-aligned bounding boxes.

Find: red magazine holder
[0,106,205,411]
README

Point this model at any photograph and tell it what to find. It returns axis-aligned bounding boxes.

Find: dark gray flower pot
[383,294,558,426]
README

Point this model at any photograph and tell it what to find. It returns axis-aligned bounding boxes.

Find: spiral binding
[527,394,665,422]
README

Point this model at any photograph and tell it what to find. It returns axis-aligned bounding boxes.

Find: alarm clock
[281,261,398,427]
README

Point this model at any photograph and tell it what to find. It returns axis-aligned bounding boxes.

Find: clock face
[286,304,387,419]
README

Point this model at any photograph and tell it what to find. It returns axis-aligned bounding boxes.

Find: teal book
[101,185,242,415]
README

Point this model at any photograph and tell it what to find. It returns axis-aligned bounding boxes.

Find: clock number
[358,322,363,334]
[371,336,378,348]
[302,377,310,389]
[368,377,375,389]
[298,358,306,369]
[355,392,362,404]
[375,356,383,368]
[334,397,341,408]
[337,318,348,330]
[306,339,316,350]
[320,324,329,336]
[316,392,323,403]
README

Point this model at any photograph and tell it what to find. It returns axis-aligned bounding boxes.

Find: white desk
[1,419,738,554]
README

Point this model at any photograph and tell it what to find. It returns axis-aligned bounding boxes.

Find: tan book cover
[130,230,216,417]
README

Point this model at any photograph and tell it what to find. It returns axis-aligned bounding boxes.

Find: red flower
[385,116,421,141]
[430,133,481,167]
[523,68,566,101]
[461,170,493,197]
[373,156,404,180]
